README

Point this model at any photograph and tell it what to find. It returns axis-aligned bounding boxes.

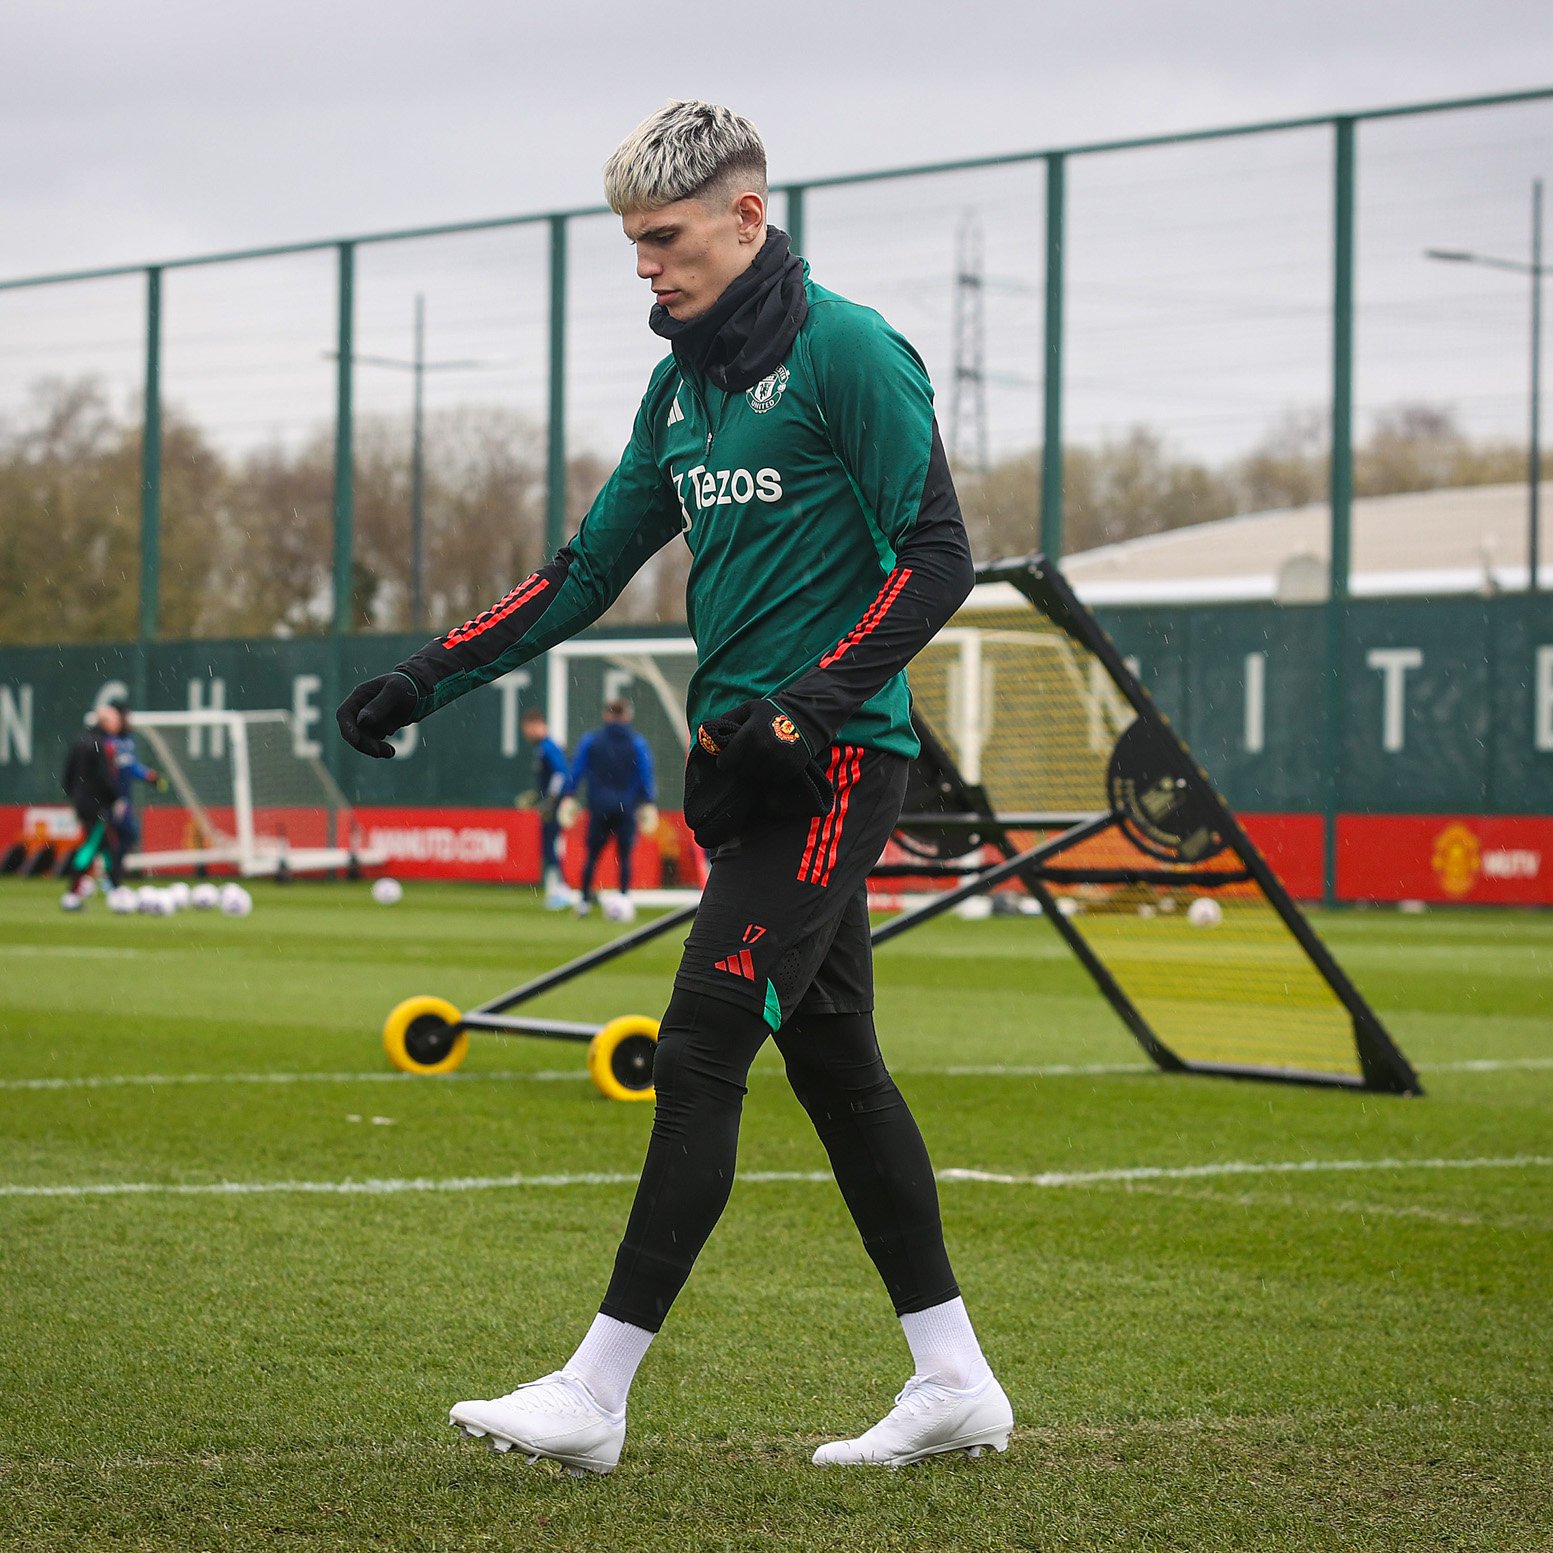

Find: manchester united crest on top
[746,364,790,414]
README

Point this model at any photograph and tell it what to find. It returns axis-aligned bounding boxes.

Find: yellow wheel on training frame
[383,995,469,1075]
[587,1015,660,1101]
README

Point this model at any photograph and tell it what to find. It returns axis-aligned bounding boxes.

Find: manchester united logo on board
[746,364,790,414]
[1431,822,1481,898]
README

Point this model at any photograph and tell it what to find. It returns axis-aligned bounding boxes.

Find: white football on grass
[371,877,404,906]
[191,882,220,910]
[1188,897,1224,928]
[220,883,253,918]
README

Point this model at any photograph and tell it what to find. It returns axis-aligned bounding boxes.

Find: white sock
[899,1297,992,1390]
[564,1314,654,1415]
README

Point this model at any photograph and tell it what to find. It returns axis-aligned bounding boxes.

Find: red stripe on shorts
[817,746,864,888]
[798,746,847,883]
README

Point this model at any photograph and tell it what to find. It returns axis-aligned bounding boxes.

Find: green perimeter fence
[2,593,1549,825]
[2,87,1552,901]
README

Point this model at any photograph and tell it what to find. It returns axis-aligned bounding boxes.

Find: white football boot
[449,1371,624,1476]
[812,1372,1013,1467]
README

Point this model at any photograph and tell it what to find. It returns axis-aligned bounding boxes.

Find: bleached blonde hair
[603,101,767,215]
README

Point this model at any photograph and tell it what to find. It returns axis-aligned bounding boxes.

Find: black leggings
[599,988,959,1332]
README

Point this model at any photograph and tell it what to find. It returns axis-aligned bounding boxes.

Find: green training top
[403,269,959,761]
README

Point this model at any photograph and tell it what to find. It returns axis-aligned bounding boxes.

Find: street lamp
[1425,177,1546,593]
[327,295,490,630]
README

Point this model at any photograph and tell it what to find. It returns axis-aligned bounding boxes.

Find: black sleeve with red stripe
[775,421,974,754]
[394,546,575,713]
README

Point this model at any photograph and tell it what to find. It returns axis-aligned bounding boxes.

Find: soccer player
[520,707,571,909]
[561,698,655,918]
[337,100,1010,1472]
[59,702,126,908]
[105,699,164,879]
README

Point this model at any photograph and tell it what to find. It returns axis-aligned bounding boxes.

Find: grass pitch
[1,877,1550,1552]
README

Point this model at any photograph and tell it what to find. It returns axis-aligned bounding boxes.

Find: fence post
[1322,117,1357,908]
[332,241,356,636]
[546,215,568,557]
[137,265,163,702]
[786,185,806,257]
[1040,152,1066,562]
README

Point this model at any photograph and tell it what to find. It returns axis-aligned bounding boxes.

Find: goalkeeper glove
[337,672,418,759]
[635,802,659,837]
[556,796,582,829]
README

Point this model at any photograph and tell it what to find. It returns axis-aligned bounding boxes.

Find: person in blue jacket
[562,698,655,917]
[521,707,571,909]
[107,700,164,875]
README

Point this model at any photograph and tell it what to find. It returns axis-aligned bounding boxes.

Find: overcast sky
[2,0,1550,470]
[3,0,1549,270]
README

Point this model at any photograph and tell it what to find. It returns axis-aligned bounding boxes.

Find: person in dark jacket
[561,698,656,917]
[60,703,126,907]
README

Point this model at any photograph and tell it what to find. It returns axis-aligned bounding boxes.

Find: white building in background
[1050,482,1552,605]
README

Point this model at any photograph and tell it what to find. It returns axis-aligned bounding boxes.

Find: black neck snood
[649,228,808,394]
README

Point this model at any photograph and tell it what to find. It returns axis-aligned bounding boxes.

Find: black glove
[714,698,814,787]
[337,672,419,759]
[683,699,834,850]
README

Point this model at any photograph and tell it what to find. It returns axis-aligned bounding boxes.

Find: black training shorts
[673,744,908,1031]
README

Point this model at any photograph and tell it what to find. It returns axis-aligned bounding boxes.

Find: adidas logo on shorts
[713,949,757,980]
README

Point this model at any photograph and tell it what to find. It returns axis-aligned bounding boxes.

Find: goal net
[123,710,385,877]
[888,558,1421,1096]
[543,635,704,891]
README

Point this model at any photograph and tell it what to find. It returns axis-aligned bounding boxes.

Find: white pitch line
[0,1070,587,1092]
[0,1170,832,1199]
[1431,1057,1553,1073]
[0,945,146,960]
[938,1156,1553,1187]
[928,1062,1148,1077]
[2,1056,1549,1095]
[3,1155,1548,1202]
[923,1058,1553,1078]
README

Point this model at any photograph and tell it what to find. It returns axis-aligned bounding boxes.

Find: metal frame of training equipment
[383,906,698,1101]
[878,556,1420,1096]
[120,709,386,878]
[381,555,1421,1101]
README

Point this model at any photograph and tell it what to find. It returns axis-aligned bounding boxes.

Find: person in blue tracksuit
[106,700,163,876]
[521,707,570,909]
[563,698,655,916]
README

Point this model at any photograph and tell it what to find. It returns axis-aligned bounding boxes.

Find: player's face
[623,192,765,322]
[98,706,123,735]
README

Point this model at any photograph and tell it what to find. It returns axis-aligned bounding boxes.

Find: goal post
[894,556,1422,1097]
[122,709,385,877]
